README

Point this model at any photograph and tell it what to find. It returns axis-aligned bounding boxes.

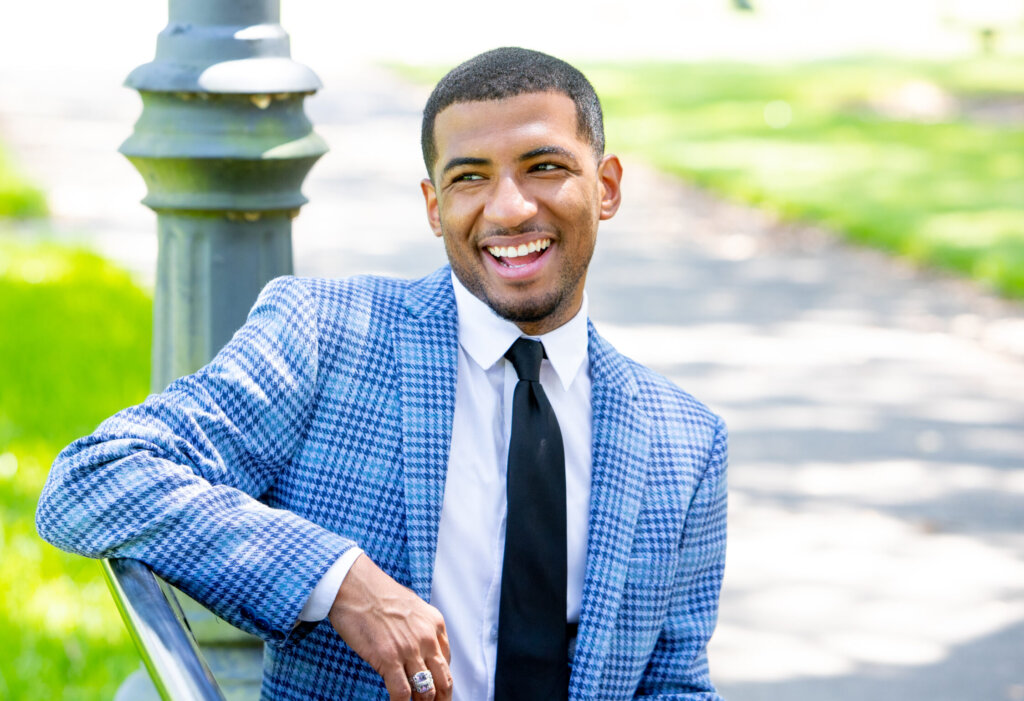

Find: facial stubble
[442,231,593,329]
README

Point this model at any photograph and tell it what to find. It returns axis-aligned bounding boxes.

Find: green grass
[591,57,1024,297]
[0,235,151,698]
[0,144,47,218]
[399,57,1024,298]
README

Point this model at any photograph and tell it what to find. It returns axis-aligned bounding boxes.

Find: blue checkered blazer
[37,266,727,700]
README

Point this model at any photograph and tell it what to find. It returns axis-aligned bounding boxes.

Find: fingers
[406,665,436,701]
[424,654,453,701]
[369,637,452,701]
[424,608,452,699]
[329,556,454,700]
[382,664,414,701]
[436,617,451,665]
[403,655,452,701]
[428,619,453,700]
[368,625,453,701]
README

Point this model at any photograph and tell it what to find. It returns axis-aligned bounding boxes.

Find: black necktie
[495,337,569,701]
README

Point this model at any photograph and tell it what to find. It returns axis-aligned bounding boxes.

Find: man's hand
[328,554,453,701]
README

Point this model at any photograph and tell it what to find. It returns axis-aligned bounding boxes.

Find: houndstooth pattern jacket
[37,266,728,700]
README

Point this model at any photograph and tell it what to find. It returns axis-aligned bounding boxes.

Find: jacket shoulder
[590,327,726,455]
[255,267,450,333]
[290,273,408,312]
[623,356,728,487]
[631,359,722,433]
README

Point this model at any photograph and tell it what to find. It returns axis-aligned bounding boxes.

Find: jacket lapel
[395,267,458,599]
[393,275,653,693]
[570,324,650,699]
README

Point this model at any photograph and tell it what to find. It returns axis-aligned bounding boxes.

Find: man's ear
[421,178,443,237]
[597,154,623,221]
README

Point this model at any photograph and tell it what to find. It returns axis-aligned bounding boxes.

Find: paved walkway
[3,6,1023,700]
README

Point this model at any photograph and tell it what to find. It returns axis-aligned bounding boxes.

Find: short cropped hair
[421,47,605,177]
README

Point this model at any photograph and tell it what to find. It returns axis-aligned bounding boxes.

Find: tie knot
[505,337,544,382]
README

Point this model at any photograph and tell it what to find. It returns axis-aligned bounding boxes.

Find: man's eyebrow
[520,145,579,165]
[441,156,490,176]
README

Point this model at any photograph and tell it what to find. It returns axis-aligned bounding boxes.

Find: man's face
[421,91,622,335]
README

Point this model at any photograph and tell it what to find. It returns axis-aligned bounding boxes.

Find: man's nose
[483,176,538,228]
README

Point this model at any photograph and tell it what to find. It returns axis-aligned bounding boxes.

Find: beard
[477,283,566,324]
[446,249,590,333]
[441,220,595,331]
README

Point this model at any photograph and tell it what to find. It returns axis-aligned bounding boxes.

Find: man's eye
[453,173,484,182]
[532,163,562,172]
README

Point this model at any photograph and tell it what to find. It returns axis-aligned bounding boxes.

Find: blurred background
[1,1,1022,699]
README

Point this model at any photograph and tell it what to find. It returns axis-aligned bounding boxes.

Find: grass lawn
[0,234,151,698]
[0,144,46,218]
[402,56,1024,298]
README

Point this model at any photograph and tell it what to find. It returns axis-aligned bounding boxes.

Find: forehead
[432,92,584,162]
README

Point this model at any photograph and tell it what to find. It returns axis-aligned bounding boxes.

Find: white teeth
[487,239,551,260]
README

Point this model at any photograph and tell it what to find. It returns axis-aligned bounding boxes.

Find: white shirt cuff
[298,547,364,622]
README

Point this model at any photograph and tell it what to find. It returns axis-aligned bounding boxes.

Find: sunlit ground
[602,319,1024,682]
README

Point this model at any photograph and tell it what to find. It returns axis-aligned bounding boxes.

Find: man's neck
[450,272,589,391]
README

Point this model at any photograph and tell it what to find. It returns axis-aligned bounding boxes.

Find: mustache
[480,224,552,239]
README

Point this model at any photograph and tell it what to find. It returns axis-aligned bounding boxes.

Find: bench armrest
[102,558,226,701]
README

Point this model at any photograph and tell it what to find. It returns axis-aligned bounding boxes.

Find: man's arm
[36,276,354,644]
[37,275,455,697]
[636,416,728,700]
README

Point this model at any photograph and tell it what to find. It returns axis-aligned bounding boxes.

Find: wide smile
[482,237,553,279]
[486,238,551,266]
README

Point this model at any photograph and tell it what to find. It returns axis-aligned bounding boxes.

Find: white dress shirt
[301,274,593,701]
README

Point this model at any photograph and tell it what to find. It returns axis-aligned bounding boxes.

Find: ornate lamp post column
[114,2,326,698]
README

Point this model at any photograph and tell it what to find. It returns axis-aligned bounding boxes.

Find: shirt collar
[451,272,588,391]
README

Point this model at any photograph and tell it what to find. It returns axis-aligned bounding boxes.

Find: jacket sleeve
[36,276,356,645]
[636,416,728,700]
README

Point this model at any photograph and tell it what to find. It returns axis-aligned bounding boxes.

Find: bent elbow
[35,437,125,559]
[36,444,88,554]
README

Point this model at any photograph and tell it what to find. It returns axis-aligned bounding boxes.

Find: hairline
[426,89,603,182]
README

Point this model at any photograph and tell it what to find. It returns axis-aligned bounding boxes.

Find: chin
[486,291,563,326]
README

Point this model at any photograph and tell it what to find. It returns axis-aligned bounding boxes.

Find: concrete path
[3,5,1023,700]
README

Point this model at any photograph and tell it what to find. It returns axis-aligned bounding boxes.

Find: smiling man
[421,89,619,336]
[37,48,728,701]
